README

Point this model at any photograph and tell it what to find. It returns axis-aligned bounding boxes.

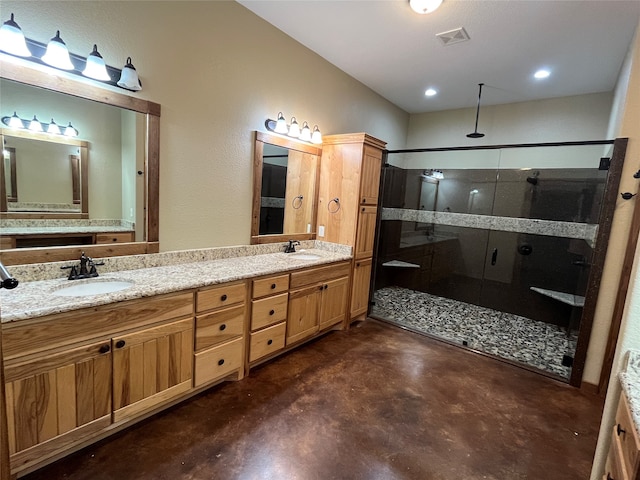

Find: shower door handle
[491,248,498,266]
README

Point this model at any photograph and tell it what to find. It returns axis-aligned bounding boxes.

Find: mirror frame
[0,57,160,265]
[251,131,321,245]
[1,128,89,219]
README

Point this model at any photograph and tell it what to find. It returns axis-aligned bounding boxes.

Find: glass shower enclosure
[370,142,620,383]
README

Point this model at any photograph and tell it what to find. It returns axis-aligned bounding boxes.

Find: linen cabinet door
[359,145,382,206]
[112,317,193,423]
[286,284,321,345]
[351,258,373,318]
[354,206,378,259]
[319,276,349,330]
[4,340,112,473]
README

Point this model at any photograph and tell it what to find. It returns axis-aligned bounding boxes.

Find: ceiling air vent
[436,27,470,46]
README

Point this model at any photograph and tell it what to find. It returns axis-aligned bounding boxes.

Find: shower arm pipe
[472,83,484,133]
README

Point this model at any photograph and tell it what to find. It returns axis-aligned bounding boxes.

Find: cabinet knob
[269,309,275,316]
[267,339,273,346]
[319,285,324,291]
[361,207,365,212]
[271,283,276,289]
[324,284,328,290]
[362,198,366,203]
[356,263,360,267]
[617,423,626,436]
[219,324,227,331]
[218,359,225,366]
[99,344,111,354]
[115,340,126,349]
[221,294,228,301]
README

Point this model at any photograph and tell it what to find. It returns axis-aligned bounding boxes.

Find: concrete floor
[22,320,603,480]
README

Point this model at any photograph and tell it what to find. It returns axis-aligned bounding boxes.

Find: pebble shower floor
[371,286,578,379]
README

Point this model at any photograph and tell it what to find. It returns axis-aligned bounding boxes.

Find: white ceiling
[238,0,640,114]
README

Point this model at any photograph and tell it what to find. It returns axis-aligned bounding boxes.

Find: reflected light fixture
[82,44,111,81]
[7,112,24,129]
[41,30,74,70]
[117,57,141,91]
[409,0,443,14]
[2,112,79,137]
[288,117,301,138]
[64,122,78,137]
[311,125,322,144]
[47,118,61,135]
[28,115,43,132]
[299,121,312,142]
[0,13,31,57]
[274,112,288,134]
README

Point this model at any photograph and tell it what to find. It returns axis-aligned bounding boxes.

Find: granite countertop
[1,225,134,235]
[0,246,351,323]
[620,349,640,434]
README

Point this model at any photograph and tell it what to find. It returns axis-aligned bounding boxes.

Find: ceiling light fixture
[466,83,485,139]
[265,113,323,144]
[425,88,437,97]
[0,13,31,57]
[409,0,443,15]
[41,30,74,70]
[534,69,551,79]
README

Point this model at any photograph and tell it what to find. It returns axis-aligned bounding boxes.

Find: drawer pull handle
[99,344,111,354]
[221,294,228,301]
[219,324,227,331]
[218,359,225,366]
[319,285,324,291]
[269,309,275,315]
[617,423,626,436]
[607,474,614,480]
[362,198,366,203]
[267,339,273,346]
[115,340,126,349]
[324,284,328,290]
[271,283,276,289]
[362,207,365,212]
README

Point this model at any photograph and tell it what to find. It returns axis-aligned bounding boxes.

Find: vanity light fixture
[1,112,79,137]
[82,44,111,81]
[299,121,312,142]
[117,57,141,91]
[41,30,74,70]
[265,113,322,144]
[288,117,301,138]
[0,13,31,57]
[409,0,443,15]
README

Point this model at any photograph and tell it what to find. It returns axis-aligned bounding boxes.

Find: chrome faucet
[61,252,105,280]
[284,240,301,253]
[0,261,18,289]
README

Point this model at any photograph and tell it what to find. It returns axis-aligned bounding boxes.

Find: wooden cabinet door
[351,258,373,318]
[319,276,349,330]
[287,284,321,345]
[354,206,378,259]
[4,340,112,467]
[112,317,193,422]
[359,145,382,205]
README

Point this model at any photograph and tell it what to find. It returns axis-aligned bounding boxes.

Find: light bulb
[29,115,43,132]
[0,13,31,57]
[64,122,78,137]
[7,112,24,129]
[299,121,312,142]
[288,117,300,138]
[274,112,288,134]
[47,119,61,135]
[42,31,74,70]
[82,44,111,81]
[311,125,322,144]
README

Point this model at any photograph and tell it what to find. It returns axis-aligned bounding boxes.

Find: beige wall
[1,0,409,251]
[591,21,640,480]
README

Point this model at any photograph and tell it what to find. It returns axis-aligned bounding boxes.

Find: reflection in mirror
[0,58,160,265]
[251,131,321,244]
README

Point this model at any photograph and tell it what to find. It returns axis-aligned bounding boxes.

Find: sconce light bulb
[311,125,323,144]
[82,44,111,81]
[7,111,24,129]
[117,56,142,91]
[274,112,288,134]
[288,117,300,138]
[42,30,75,70]
[0,13,31,57]
[28,115,43,132]
[64,122,78,137]
[47,118,61,135]
[299,121,312,142]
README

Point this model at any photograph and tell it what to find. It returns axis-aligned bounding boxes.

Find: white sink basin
[53,280,134,297]
[288,253,321,261]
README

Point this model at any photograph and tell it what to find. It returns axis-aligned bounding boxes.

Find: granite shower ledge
[0,248,351,323]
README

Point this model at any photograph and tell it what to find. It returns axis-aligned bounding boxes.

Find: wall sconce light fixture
[265,112,323,144]
[0,12,143,92]
[2,112,79,137]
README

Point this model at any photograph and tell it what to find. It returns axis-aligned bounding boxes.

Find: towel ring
[328,197,341,213]
[292,195,304,209]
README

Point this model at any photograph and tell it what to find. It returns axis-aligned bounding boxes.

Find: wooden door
[359,145,383,206]
[4,340,112,468]
[112,317,193,422]
[287,284,321,345]
[354,206,378,259]
[351,258,373,318]
[319,276,349,330]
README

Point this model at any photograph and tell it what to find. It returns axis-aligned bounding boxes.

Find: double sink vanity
[0,241,352,476]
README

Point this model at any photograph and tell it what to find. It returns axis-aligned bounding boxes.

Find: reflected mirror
[251,131,321,244]
[0,60,160,265]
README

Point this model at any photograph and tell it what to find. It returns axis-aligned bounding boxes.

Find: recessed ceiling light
[534,69,551,79]
[425,88,437,97]
[409,0,443,14]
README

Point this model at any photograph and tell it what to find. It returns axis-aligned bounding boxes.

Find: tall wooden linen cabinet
[316,133,386,324]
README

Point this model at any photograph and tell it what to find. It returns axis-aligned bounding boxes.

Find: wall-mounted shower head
[526,171,540,185]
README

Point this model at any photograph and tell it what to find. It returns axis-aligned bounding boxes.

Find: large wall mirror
[251,131,321,244]
[0,58,160,265]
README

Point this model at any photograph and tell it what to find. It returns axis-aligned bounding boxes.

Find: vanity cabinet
[194,282,247,387]
[604,391,640,480]
[317,133,386,323]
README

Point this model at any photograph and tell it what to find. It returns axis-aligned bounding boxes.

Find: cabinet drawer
[289,261,351,288]
[253,274,289,299]
[194,337,244,387]
[251,293,288,331]
[615,393,640,477]
[96,232,134,244]
[195,304,245,352]
[197,281,246,313]
[249,322,286,363]
[609,426,630,480]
